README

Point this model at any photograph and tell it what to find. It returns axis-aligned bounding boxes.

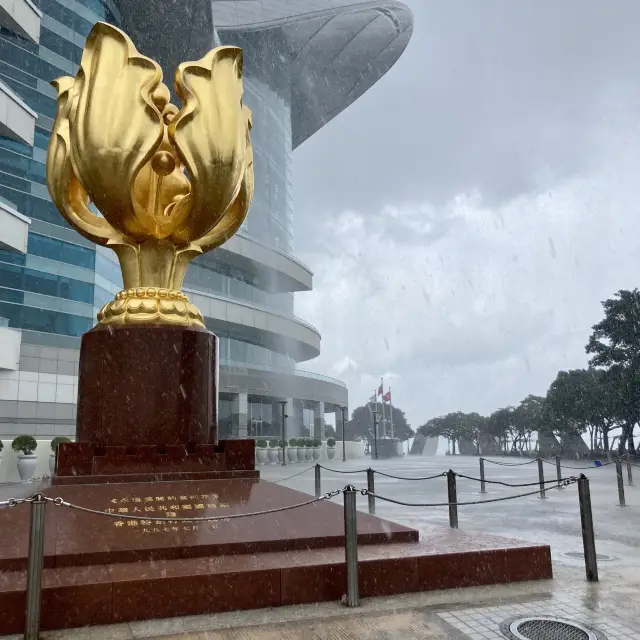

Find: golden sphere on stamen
[151,151,176,176]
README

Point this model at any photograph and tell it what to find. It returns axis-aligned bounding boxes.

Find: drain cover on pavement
[564,552,615,562]
[501,617,606,640]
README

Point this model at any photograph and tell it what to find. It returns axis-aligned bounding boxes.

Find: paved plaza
[1,455,639,639]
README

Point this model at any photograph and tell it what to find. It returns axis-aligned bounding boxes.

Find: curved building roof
[114,0,413,149]
[211,1,414,148]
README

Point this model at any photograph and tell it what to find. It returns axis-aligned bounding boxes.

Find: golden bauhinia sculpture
[46,22,254,327]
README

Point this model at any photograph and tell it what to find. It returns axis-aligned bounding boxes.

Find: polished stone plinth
[0,479,552,634]
[76,324,217,447]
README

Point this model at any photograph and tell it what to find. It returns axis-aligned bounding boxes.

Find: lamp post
[279,401,287,466]
[341,405,347,462]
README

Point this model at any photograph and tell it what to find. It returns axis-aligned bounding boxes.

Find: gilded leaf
[46,76,116,245]
[68,22,164,240]
[168,46,248,243]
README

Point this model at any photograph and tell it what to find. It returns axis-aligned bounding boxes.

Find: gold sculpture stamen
[46,22,254,327]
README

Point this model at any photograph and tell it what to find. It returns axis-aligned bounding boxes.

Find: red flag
[383,390,391,403]
[377,384,383,396]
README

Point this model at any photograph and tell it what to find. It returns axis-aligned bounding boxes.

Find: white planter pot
[327,447,336,460]
[297,447,306,462]
[278,449,284,464]
[17,455,37,481]
[306,447,313,461]
[49,453,55,474]
[287,448,297,462]
[267,448,278,464]
[256,448,268,465]
[312,447,321,461]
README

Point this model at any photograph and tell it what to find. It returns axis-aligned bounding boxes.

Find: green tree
[347,401,413,442]
[586,289,640,454]
[487,407,514,453]
[512,395,545,452]
[545,369,591,446]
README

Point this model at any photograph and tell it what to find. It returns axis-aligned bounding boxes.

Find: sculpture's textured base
[97,288,205,327]
[76,324,217,446]
[54,440,256,484]
[0,480,552,634]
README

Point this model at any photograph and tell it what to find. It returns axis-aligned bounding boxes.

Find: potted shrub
[312,438,321,461]
[268,439,279,464]
[288,438,298,462]
[277,440,286,464]
[12,435,38,480]
[305,438,314,462]
[255,439,268,465]
[326,437,336,460]
[50,436,71,473]
[297,437,306,463]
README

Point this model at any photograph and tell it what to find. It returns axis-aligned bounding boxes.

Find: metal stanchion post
[367,468,375,515]
[626,454,633,486]
[343,485,360,607]
[315,463,321,498]
[447,470,458,529]
[24,493,46,640]
[555,455,563,489]
[578,475,598,582]
[479,457,486,494]
[537,458,546,499]
[616,459,626,507]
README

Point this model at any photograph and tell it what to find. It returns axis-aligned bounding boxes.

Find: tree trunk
[603,428,609,452]
[626,423,636,455]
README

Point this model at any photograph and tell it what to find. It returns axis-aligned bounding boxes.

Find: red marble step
[0,479,418,571]
[0,532,552,635]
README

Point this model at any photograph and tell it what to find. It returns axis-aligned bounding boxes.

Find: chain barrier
[40,490,341,523]
[454,471,575,488]
[373,470,447,481]
[270,466,314,483]
[482,458,538,467]
[541,457,622,470]
[360,477,578,508]
[318,465,368,474]
[0,475,51,487]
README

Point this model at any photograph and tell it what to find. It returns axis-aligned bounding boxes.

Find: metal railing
[277,456,636,509]
[4,453,633,636]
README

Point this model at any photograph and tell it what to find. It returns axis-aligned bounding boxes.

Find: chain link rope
[39,490,342,523]
[361,477,578,508]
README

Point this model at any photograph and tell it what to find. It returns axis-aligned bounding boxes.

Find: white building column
[313,401,325,440]
[232,391,248,438]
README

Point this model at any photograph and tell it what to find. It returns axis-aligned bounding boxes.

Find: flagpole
[389,386,394,439]
[380,377,385,439]
[371,388,378,460]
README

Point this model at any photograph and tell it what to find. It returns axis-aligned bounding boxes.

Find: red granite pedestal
[53,324,260,484]
[0,478,553,634]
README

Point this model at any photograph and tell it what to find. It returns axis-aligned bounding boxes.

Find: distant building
[0,0,412,442]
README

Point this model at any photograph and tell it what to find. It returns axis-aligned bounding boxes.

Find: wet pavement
[2,455,639,639]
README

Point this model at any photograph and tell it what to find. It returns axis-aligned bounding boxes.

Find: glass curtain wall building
[0,0,413,443]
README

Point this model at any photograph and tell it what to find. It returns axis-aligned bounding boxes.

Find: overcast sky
[291,0,640,429]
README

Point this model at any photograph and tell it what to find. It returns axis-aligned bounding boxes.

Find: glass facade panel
[216,28,293,253]
[0,0,115,340]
